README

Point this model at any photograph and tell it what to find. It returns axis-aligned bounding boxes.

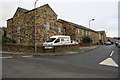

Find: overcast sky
[0,0,119,37]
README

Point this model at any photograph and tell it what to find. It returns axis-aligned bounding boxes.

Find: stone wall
[2,43,79,53]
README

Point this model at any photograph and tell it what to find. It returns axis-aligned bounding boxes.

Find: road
[2,45,119,78]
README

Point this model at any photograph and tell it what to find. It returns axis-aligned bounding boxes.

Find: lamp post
[89,19,95,45]
[34,0,39,53]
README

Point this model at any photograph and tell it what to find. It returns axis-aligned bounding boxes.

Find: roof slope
[25,4,58,16]
[7,4,57,21]
[18,7,29,13]
[58,19,98,33]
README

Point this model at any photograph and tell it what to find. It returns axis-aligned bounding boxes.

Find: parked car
[71,40,79,44]
[115,40,120,46]
[105,41,111,45]
[117,42,120,48]
[115,40,120,48]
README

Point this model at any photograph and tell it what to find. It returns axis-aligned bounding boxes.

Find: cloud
[0,0,118,37]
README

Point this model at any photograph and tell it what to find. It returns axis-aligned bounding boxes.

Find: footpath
[0,45,101,56]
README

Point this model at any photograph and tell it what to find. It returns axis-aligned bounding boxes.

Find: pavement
[0,45,100,56]
[2,45,119,78]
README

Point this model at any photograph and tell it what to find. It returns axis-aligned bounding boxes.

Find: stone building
[6,4,106,45]
[7,4,63,45]
[57,19,106,44]
[97,31,107,44]
[1,27,7,37]
[106,37,116,43]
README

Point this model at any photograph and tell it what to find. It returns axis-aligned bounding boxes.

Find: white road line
[99,58,118,67]
[22,55,33,58]
[0,56,13,59]
[110,50,114,57]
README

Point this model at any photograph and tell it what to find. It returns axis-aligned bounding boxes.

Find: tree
[82,36,92,43]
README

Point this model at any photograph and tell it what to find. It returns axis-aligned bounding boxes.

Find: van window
[54,38,60,43]
[46,38,56,42]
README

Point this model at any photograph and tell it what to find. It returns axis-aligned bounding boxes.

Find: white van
[43,35,71,46]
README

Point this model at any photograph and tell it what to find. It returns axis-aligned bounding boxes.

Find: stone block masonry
[2,43,79,53]
[6,4,107,45]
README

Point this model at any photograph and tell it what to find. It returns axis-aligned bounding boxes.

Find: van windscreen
[46,38,56,42]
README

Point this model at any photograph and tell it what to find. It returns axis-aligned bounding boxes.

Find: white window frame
[58,27,61,32]
[86,31,87,35]
[99,33,101,39]
[17,26,20,33]
[45,10,48,14]
[77,29,80,34]
[82,30,84,36]
[89,31,90,35]
[18,13,20,17]
[45,21,50,30]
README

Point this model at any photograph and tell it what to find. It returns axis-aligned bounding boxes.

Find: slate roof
[25,4,58,16]
[7,4,57,21]
[18,7,29,13]
[97,31,106,34]
[58,19,99,33]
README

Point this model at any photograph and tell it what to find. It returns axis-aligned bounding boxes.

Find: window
[45,21,50,30]
[77,29,80,34]
[58,27,61,32]
[46,38,56,42]
[82,30,84,35]
[17,39,20,44]
[45,10,48,14]
[17,13,19,17]
[17,26,20,33]
[99,33,101,39]
[54,38,60,43]
[89,31,90,35]
[86,31,87,35]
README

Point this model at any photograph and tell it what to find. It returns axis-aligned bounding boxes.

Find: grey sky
[0,0,119,37]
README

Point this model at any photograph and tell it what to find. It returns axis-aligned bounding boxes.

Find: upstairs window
[17,13,20,17]
[17,26,20,33]
[99,33,101,39]
[58,27,61,32]
[45,10,49,14]
[45,21,50,30]
[82,30,84,35]
[77,29,80,34]
[86,31,88,35]
[89,31,90,35]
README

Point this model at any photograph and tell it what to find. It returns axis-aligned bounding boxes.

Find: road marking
[110,50,114,57]
[22,55,33,58]
[66,51,78,54]
[99,58,118,67]
[0,56,13,59]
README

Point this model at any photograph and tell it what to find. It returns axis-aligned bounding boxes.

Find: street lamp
[89,19,95,30]
[89,19,95,45]
[34,0,39,53]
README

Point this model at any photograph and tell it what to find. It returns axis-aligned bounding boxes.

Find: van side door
[54,38,60,45]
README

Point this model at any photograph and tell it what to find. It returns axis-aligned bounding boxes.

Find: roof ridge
[58,19,98,33]
[18,7,29,13]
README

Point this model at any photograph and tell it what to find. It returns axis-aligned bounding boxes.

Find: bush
[82,36,92,43]
[2,37,16,43]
